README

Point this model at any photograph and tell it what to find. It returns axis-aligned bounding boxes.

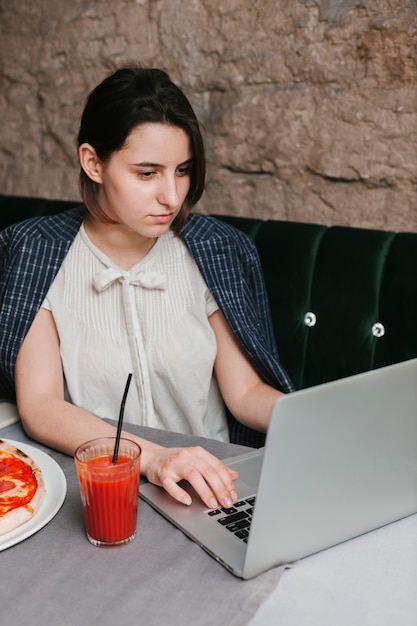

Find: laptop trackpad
[223,448,264,493]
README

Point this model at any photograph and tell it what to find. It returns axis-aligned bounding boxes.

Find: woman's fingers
[146,446,239,509]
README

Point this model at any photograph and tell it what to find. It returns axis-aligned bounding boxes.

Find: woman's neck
[84,217,157,270]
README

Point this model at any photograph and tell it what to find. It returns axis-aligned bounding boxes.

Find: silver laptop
[140,358,417,579]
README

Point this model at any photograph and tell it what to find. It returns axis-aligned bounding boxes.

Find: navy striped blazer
[0,207,294,446]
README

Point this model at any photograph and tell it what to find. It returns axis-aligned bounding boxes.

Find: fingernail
[230,490,238,502]
[209,497,218,510]
[223,496,232,508]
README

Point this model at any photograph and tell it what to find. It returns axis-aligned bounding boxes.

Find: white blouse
[42,224,229,442]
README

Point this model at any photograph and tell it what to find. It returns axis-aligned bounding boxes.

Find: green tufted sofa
[1,193,417,396]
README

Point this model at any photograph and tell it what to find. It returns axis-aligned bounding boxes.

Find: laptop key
[206,493,256,543]
[235,529,249,539]
[225,519,251,533]
[220,506,238,515]
[217,510,249,526]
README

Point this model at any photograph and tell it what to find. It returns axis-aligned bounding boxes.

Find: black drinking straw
[112,373,133,463]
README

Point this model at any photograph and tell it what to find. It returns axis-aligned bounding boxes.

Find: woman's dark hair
[77,66,205,233]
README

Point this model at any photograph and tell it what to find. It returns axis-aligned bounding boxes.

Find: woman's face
[92,123,193,239]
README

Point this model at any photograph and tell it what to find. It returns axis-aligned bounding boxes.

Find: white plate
[0,439,67,551]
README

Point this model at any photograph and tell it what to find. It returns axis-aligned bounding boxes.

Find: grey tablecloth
[1,421,286,626]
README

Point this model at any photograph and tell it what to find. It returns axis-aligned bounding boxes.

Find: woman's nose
[158,175,180,208]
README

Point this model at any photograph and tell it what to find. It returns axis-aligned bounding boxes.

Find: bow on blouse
[91,264,166,428]
[92,266,167,292]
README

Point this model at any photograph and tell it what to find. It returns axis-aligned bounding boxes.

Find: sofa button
[304,312,317,327]
[372,322,385,338]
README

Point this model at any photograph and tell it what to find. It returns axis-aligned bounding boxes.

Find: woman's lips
[151,213,175,223]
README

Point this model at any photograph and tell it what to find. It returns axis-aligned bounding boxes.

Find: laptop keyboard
[207,496,256,544]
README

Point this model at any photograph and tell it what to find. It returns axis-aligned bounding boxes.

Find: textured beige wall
[0,0,416,231]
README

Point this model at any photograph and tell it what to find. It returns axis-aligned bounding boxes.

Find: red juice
[75,439,141,547]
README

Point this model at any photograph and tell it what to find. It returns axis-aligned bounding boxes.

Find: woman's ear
[78,143,103,184]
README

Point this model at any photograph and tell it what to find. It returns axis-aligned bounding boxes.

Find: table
[2,421,417,626]
[251,512,417,626]
[1,421,284,626]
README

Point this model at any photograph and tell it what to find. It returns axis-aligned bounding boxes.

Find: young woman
[0,66,294,509]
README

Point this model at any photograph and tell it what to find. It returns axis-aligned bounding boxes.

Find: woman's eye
[138,171,155,179]
[177,165,192,176]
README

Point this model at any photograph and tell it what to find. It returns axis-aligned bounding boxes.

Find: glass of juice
[74,437,141,547]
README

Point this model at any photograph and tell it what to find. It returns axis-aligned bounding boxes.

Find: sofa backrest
[1,195,416,391]
[0,194,80,223]
[216,215,417,390]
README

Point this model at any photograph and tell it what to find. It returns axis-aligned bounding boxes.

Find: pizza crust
[0,439,46,535]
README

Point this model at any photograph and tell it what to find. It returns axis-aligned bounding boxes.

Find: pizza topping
[0,440,45,535]
[0,463,10,477]
[0,454,38,516]
[0,479,16,494]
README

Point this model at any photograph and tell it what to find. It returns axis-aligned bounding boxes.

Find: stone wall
[0,0,416,231]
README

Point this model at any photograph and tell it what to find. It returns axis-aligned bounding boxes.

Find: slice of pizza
[0,439,46,535]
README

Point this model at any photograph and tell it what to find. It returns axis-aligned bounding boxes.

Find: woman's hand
[142,444,239,509]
